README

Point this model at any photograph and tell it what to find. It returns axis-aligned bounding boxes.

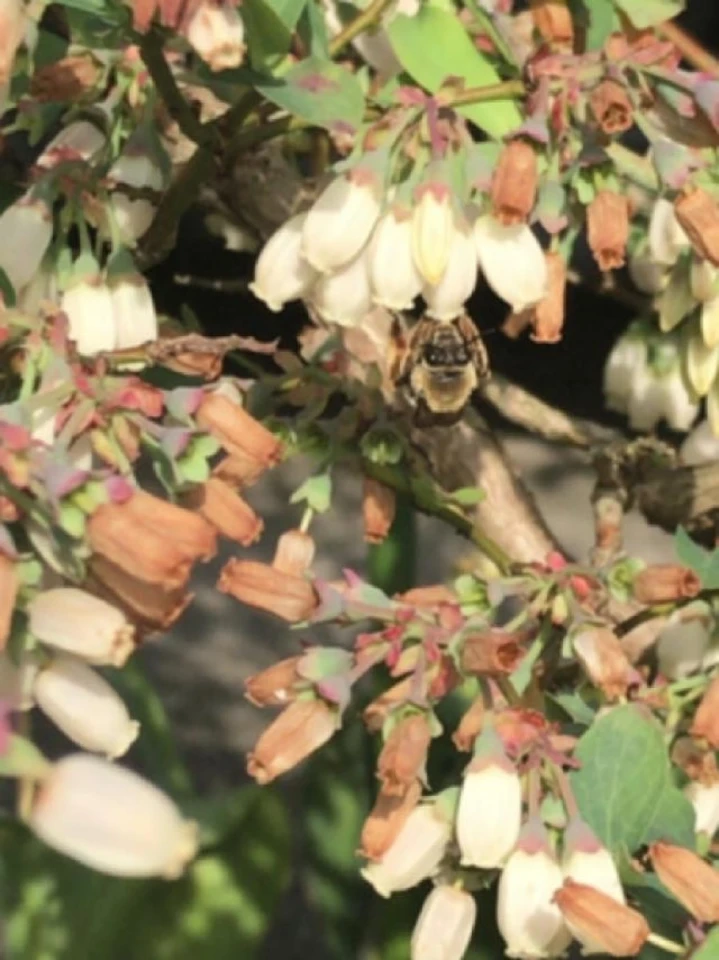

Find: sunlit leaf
[255,57,364,133]
[612,0,685,29]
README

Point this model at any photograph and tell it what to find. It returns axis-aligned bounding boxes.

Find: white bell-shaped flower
[456,730,522,869]
[0,191,54,293]
[368,204,422,310]
[561,818,624,904]
[691,258,719,302]
[603,332,647,415]
[473,215,547,313]
[28,588,135,666]
[108,195,157,245]
[361,802,451,898]
[302,171,381,274]
[30,754,198,878]
[109,273,158,349]
[309,248,372,327]
[681,419,719,465]
[411,885,476,960]
[106,141,163,245]
[648,197,690,266]
[497,822,568,960]
[628,249,668,295]
[250,213,318,311]
[687,331,719,397]
[685,781,719,838]
[62,265,117,355]
[411,183,455,285]
[423,219,478,322]
[626,365,671,431]
[662,368,700,432]
[702,295,719,350]
[709,376,719,436]
[37,120,106,169]
[34,655,139,758]
[17,261,59,314]
[185,0,246,70]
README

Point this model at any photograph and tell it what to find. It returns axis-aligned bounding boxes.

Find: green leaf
[0,735,50,779]
[582,0,617,50]
[242,0,292,71]
[675,526,719,589]
[387,8,522,138]
[692,927,719,960]
[255,57,364,133]
[448,486,485,506]
[571,704,696,854]
[297,3,330,59]
[290,472,332,513]
[612,0,685,30]
[272,0,308,30]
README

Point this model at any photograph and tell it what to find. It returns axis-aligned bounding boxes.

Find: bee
[391,313,490,426]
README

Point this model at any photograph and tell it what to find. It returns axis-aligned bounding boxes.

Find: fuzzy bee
[390,313,490,426]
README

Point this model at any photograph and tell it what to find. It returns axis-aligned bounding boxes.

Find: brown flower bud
[0,554,18,650]
[675,187,719,267]
[218,559,317,623]
[573,626,633,700]
[554,880,649,956]
[589,80,634,135]
[397,585,457,607]
[196,393,282,467]
[244,656,303,707]
[182,478,263,547]
[363,678,413,732]
[587,191,629,271]
[247,699,337,784]
[650,843,719,922]
[30,55,100,103]
[531,252,566,343]
[460,630,524,676]
[691,674,719,748]
[377,714,432,796]
[86,556,191,634]
[452,697,485,752]
[272,530,316,576]
[529,0,574,50]
[212,452,267,489]
[490,139,538,226]
[632,564,701,605]
[123,490,217,562]
[362,477,396,545]
[359,781,422,861]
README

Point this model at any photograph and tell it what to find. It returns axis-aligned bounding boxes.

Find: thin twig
[442,79,526,108]
[658,19,719,76]
[329,0,395,56]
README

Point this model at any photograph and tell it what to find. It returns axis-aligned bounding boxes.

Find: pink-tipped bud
[562,817,624,904]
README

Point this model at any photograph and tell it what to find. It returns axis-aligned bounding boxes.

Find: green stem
[329,0,395,57]
[442,79,527,108]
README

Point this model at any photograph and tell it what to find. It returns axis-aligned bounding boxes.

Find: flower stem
[329,0,395,57]
[442,79,527,108]
[647,932,686,956]
[657,19,719,77]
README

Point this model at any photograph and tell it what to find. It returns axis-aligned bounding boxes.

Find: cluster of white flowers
[361,734,628,960]
[0,587,198,877]
[250,170,548,327]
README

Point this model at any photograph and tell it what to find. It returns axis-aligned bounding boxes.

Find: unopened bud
[272,529,316,576]
[452,696,485,752]
[87,556,191,634]
[28,588,135,667]
[562,817,624,904]
[363,677,413,732]
[244,656,303,707]
[529,0,574,50]
[183,477,263,547]
[691,674,719,748]
[360,781,422,861]
[491,139,538,226]
[460,629,523,676]
[632,564,701,604]
[532,251,566,343]
[553,879,649,956]
[589,80,633,135]
[196,392,282,466]
[675,187,719,267]
[587,191,629,271]
[247,699,337,784]
[363,477,396,544]
[377,713,431,796]
[412,885,476,960]
[572,626,633,700]
[650,842,719,923]
[219,559,317,622]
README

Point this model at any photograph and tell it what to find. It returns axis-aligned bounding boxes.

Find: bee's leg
[457,313,490,380]
[389,312,412,385]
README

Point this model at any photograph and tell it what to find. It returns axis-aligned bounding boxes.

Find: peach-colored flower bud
[572,626,633,700]
[34,655,139,758]
[377,713,431,796]
[460,629,524,676]
[87,556,191,634]
[589,80,633,135]
[123,490,217,562]
[219,559,317,623]
[28,588,135,667]
[272,529,316,576]
[359,781,422,861]
[0,554,18,650]
[183,477,262,547]
[244,656,303,707]
[412,885,476,960]
[363,678,413,732]
[529,0,574,50]
[246,699,337,784]
[30,754,198,878]
[587,191,629,271]
[196,392,282,467]
[675,187,719,268]
[491,139,538,226]
[691,674,719,748]
[362,477,396,545]
[212,452,267,489]
[452,696,485,752]
[532,251,566,343]
[650,843,719,923]
[30,54,100,103]
[397,585,457,607]
[632,564,701,604]
[553,879,649,956]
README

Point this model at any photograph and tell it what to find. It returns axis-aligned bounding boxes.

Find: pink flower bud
[411,885,476,960]
[302,171,381,274]
[30,754,198,877]
[368,204,422,310]
[33,655,139,758]
[250,213,318,311]
[28,588,135,667]
[456,730,522,868]
[473,215,548,313]
[184,1,245,71]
